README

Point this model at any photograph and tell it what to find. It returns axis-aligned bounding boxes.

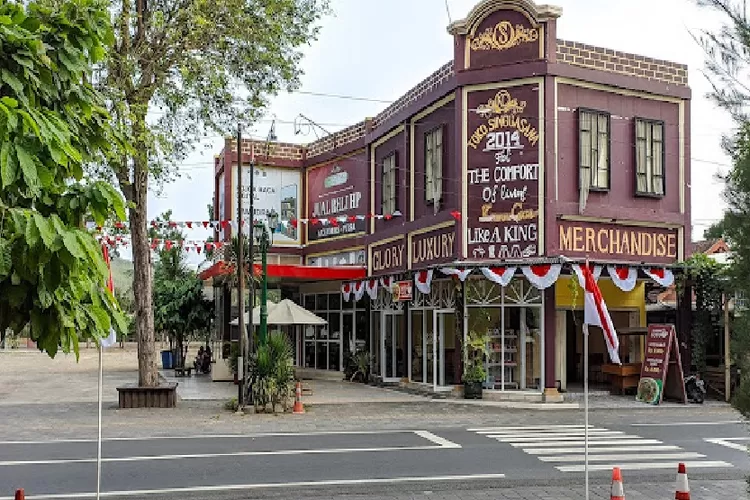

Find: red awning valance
[199,261,366,282]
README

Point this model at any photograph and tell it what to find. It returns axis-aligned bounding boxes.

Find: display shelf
[483,328,519,390]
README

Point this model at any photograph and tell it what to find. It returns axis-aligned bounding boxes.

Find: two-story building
[203,0,691,401]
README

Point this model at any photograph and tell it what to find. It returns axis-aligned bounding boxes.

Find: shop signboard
[306,153,367,242]
[556,221,679,264]
[307,250,366,267]
[410,225,456,269]
[392,281,413,302]
[636,324,686,405]
[232,165,301,245]
[369,238,406,277]
[465,84,541,261]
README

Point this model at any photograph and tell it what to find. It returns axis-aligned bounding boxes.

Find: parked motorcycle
[684,374,706,404]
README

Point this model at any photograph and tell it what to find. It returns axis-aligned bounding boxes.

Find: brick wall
[226,138,305,162]
[557,40,688,87]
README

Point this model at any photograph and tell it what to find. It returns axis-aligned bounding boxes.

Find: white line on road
[0,429,435,446]
[468,425,593,432]
[704,437,750,452]
[510,439,663,448]
[631,421,745,427]
[493,434,630,443]
[556,461,733,472]
[0,473,508,500]
[0,442,462,467]
[538,452,705,463]
[413,431,461,449]
[524,445,681,455]
[488,431,625,440]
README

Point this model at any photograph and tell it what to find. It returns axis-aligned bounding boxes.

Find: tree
[0,0,128,356]
[82,0,330,388]
[694,0,750,415]
[703,219,729,239]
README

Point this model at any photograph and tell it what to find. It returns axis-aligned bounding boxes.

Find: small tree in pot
[463,329,490,399]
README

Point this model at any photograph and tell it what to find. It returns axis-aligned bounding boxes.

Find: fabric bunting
[521,264,562,290]
[414,270,433,295]
[341,283,352,302]
[481,266,517,287]
[439,267,472,282]
[608,265,638,292]
[352,281,366,302]
[643,267,675,287]
[365,279,379,300]
[380,276,394,290]
[290,210,405,228]
[572,263,603,287]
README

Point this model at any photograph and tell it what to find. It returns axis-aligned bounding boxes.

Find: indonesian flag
[581,264,621,365]
[100,244,117,349]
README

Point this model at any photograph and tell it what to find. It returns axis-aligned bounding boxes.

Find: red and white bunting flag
[439,267,472,282]
[414,270,433,295]
[365,279,379,300]
[521,264,562,290]
[608,265,638,292]
[481,266,516,287]
[572,263,603,287]
[341,282,352,302]
[100,244,117,349]
[582,264,621,365]
[353,281,366,302]
[643,267,674,287]
[380,276,394,290]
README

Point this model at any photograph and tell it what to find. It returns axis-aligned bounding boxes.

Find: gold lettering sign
[470,21,539,52]
[479,202,538,223]
[468,90,539,149]
[559,225,678,259]
[412,232,455,265]
[372,243,405,272]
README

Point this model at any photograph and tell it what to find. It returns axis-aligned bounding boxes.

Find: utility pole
[247,146,256,401]
[236,124,245,409]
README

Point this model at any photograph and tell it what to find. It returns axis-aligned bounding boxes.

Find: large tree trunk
[130,144,159,387]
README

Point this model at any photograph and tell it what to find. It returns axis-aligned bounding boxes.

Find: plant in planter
[350,350,372,383]
[462,329,490,399]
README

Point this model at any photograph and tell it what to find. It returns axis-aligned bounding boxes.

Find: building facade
[207,0,691,400]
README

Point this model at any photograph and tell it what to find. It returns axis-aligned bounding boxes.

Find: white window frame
[635,118,665,196]
[382,153,397,215]
[579,109,610,191]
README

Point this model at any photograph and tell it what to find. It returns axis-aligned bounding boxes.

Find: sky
[127,0,733,267]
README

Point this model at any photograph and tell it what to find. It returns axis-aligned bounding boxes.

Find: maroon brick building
[207,0,691,400]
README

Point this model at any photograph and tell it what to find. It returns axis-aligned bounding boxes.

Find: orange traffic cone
[293,381,304,414]
[15,489,24,500]
[611,467,624,500]
[675,462,690,500]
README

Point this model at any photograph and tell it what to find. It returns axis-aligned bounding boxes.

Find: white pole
[583,322,590,500]
[96,345,104,500]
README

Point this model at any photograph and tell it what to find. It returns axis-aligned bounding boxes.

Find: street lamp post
[253,209,278,346]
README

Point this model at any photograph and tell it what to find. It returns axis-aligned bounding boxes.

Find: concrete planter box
[116,382,178,408]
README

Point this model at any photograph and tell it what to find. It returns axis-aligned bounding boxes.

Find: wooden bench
[174,366,192,377]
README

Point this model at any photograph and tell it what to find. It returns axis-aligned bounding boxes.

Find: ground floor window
[466,277,543,392]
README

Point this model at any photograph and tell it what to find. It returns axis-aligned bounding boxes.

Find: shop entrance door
[381,311,405,381]
[431,309,455,390]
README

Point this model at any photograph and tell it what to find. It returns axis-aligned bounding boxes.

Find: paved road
[1,416,748,499]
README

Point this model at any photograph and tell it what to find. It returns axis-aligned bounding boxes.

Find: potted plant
[463,329,490,399]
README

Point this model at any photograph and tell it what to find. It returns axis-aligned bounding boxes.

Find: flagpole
[583,258,590,500]
[96,343,103,500]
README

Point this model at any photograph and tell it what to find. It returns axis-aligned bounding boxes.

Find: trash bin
[161,350,173,370]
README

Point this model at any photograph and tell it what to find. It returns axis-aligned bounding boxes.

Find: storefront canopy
[198,261,366,282]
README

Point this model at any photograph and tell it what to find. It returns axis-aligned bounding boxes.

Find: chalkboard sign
[636,324,687,405]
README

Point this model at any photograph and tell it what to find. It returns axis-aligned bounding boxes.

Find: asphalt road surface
[1,416,748,499]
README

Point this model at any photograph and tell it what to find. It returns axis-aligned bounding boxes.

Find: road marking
[556,461,733,472]
[525,445,681,455]
[413,431,461,449]
[632,421,745,427]
[0,473,508,499]
[483,429,617,436]
[469,425,593,432]
[490,432,625,441]
[538,452,706,462]
[704,437,750,452]
[0,440,462,467]
[0,429,437,446]
[509,439,663,448]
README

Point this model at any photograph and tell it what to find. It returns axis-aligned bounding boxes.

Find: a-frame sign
[636,324,687,405]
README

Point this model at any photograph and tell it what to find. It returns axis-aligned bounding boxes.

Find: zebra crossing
[468,424,734,472]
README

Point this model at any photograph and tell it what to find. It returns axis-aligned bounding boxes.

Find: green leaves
[0,0,128,359]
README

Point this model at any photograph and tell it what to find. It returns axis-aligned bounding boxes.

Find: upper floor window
[579,109,610,191]
[635,118,665,196]
[382,153,397,215]
[425,126,444,208]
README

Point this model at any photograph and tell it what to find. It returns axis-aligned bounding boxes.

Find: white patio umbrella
[229,299,327,326]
